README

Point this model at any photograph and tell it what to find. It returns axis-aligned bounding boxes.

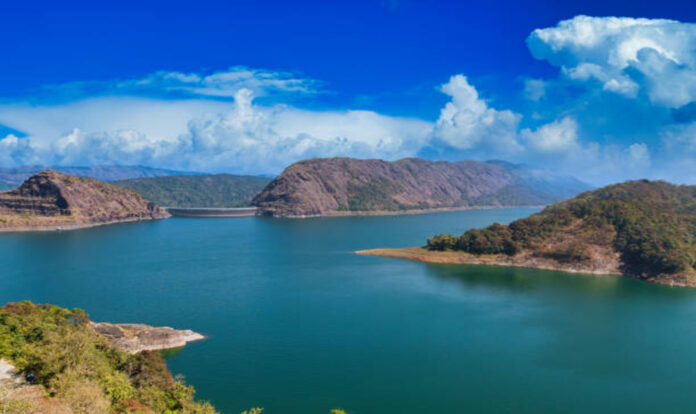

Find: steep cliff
[0,170,169,231]
[253,157,589,217]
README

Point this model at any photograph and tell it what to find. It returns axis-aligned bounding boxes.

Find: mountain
[112,174,272,208]
[252,157,591,217]
[486,160,591,200]
[362,180,696,287]
[0,170,169,232]
[0,165,196,191]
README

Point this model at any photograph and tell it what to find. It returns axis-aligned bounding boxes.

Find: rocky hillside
[420,180,696,287]
[253,157,590,217]
[113,174,271,208]
[0,170,169,231]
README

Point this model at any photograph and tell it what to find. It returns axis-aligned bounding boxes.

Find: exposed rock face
[91,322,205,354]
[253,157,589,217]
[0,170,169,231]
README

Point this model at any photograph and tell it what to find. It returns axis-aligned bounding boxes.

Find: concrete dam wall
[165,207,257,218]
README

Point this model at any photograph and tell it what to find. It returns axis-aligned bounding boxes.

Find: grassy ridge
[113,175,272,208]
[426,180,696,283]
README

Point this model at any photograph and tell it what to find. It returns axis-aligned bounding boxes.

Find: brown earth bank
[0,170,169,232]
[252,157,589,217]
[356,247,696,287]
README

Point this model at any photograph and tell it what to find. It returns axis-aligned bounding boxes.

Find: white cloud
[0,88,431,174]
[523,79,547,101]
[433,75,521,153]
[42,66,322,100]
[528,15,696,107]
[521,117,579,153]
[626,143,651,168]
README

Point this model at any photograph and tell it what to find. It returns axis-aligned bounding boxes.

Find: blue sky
[3,0,696,184]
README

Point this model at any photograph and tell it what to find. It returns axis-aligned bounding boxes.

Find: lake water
[3,208,696,413]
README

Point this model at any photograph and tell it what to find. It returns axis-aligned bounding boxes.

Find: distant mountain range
[253,157,592,217]
[0,165,197,190]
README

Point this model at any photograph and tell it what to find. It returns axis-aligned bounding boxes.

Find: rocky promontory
[91,322,205,354]
[252,157,589,217]
[0,170,169,232]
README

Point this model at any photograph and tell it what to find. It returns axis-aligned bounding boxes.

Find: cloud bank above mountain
[2,15,696,184]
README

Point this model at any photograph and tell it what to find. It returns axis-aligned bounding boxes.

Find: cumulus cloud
[528,15,696,107]
[0,88,431,174]
[4,20,696,186]
[521,117,579,153]
[433,75,521,153]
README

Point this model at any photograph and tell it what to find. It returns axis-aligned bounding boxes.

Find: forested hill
[426,180,696,286]
[113,174,272,208]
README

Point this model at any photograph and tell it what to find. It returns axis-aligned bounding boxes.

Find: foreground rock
[361,180,696,287]
[91,322,205,354]
[252,157,589,217]
[0,170,169,232]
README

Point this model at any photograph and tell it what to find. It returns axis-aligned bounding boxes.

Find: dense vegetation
[0,302,353,413]
[0,302,216,413]
[114,175,272,208]
[427,180,696,279]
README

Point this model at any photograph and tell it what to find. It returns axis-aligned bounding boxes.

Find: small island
[359,180,696,287]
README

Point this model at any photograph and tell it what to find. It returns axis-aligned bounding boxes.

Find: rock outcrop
[0,170,169,231]
[91,322,205,354]
[253,157,590,217]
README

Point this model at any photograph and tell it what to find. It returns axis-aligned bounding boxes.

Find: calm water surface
[2,208,696,413]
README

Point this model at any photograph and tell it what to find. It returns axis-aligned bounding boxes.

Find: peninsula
[0,170,169,232]
[359,180,696,287]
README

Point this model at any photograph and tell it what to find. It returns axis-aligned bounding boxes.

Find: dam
[164,207,257,218]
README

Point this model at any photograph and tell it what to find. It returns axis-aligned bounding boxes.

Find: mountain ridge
[252,157,591,217]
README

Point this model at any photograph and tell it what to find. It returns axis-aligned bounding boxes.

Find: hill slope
[113,174,271,208]
[362,180,696,287]
[252,157,590,217]
[0,302,216,413]
[0,165,194,191]
[0,171,169,232]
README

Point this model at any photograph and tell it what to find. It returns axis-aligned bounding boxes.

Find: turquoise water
[3,208,696,413]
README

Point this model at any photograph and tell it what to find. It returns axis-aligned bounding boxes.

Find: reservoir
[2,208,696,413]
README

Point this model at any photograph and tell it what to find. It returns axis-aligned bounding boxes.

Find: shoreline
[0,215,169,234]
[356,247,623,276]
[265,204,546,219]
[354,247,696,288]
